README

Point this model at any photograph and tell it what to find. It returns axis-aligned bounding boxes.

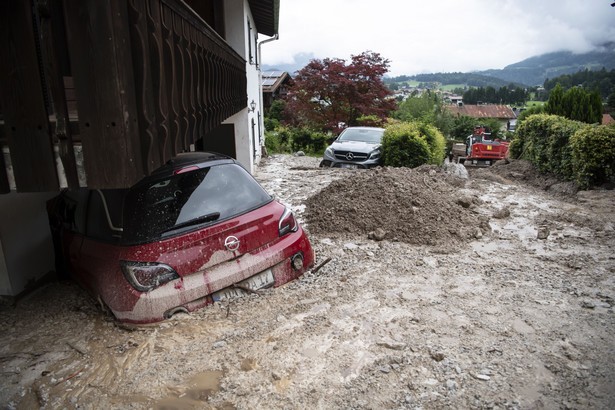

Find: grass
[526,101,546,108]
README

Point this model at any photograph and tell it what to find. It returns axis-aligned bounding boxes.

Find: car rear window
[338,128,383,143]
[122,163,272,244]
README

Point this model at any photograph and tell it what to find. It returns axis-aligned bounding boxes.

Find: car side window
[59,189,89,234]
[85,190,125,243]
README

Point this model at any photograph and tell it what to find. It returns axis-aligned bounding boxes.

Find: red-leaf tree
[283,51,397,134]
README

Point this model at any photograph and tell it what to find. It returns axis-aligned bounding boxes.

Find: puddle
[155,370,224,410]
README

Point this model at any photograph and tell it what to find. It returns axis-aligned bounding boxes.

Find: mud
[1,154,614,409]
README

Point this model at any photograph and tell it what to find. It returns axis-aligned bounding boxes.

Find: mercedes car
[320,126,385,168]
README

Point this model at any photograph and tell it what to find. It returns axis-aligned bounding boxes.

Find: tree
[393,91,453,136]
[264,99,286,131]
[546,83,602,124]
[545,83,565,116]
[451,115,478,140]
[283,51,397,134]
[608,87,615,109]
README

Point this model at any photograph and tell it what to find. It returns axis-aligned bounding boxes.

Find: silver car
[319,127,385,169]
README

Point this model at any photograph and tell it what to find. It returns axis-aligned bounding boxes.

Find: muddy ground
[1,155,614,409]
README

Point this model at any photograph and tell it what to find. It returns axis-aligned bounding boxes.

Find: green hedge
[264,126,328,155]
[512,114,615,188]
[381,121,445,168]
[570,124,615,188]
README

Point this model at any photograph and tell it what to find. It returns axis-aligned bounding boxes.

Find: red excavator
[456,125,510,166]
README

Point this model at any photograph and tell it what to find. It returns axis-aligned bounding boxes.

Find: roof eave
[248,0,279,37]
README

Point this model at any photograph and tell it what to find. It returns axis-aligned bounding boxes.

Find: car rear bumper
[110,228,314,323]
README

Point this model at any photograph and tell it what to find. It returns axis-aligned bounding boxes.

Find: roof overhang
[248,0,279,37]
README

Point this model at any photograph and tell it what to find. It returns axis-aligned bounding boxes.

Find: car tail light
[120,261,180,292]
[278,207,298,237]
[174,166,199,175]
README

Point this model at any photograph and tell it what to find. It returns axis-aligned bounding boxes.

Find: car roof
[342,126,385,131]
[147,152,238,179]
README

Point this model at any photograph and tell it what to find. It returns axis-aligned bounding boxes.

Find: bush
[570,124,615,188]
[265,126,328,155]
[415,122,446,164]
[265,126,293,153]
[513,114,583,178]
[380,122,434,168]
[290,127,327,154]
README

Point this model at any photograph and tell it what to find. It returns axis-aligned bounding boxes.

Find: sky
[260,0,615,77]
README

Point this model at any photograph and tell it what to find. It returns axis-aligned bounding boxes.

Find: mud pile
[472,159,579,196]
[305,166,481,246]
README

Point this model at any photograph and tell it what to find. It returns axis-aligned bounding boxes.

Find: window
[85,189,125,243]
[122,164,272,245]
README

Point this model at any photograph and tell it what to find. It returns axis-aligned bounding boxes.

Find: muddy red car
[52,152,314,323]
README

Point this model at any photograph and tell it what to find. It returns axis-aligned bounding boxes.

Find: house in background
[0,0,279,301]
[261,70,291,108]
[445,104,517,133]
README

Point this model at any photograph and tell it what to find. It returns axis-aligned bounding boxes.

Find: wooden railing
[1,0,247,192]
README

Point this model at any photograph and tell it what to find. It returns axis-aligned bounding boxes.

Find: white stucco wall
[223,0,263,174]
[0,192,56,297]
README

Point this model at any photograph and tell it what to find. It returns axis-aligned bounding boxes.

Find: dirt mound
[305,166,482,247]
[471,159,579,196]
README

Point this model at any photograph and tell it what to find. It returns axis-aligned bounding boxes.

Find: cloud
[260,0,615,76]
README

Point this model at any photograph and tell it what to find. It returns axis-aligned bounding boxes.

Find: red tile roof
[445,105,517,119]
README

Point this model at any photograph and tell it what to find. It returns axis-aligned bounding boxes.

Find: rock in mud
[537,225,550,239]
[368,228,387,241]
[493,207,511,219]
[457,196,473,208]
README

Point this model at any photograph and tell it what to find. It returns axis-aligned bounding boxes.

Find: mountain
[262,52,315,74]
[387,72,525,88]
[266,43,615,88]
[475,42,615,86]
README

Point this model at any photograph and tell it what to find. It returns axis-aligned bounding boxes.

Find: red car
[52,152,314,323]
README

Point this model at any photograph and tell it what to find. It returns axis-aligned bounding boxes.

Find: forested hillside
[385,42,615,90]
[477,42,615,86]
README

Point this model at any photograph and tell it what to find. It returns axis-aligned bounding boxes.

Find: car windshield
[122,163,272,244]
[338,128,383,143]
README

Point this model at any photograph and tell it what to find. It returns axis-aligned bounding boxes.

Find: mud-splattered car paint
[51,152,315,323]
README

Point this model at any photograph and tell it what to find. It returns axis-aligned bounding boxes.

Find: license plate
[212,269,274,301]
[340,163,358,169]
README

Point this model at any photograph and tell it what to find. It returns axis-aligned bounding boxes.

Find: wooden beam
[63,0,144,189]
[0,0,59,192]
[39,0,80,190]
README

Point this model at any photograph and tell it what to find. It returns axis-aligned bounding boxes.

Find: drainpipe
[257,34,279,71]
[256,34,279,155]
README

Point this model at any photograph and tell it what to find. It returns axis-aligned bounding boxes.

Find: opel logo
[345,152,355,161]
[224,236,240,251]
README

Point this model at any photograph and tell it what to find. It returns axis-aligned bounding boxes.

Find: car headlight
[369,149,380,160]
[120,261,180,292]
[324,147,334,157]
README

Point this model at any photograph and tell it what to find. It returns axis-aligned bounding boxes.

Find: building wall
[0,192,56,297]
[224,0,263,173]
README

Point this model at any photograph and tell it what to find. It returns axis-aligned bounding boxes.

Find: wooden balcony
[0,0,248,193]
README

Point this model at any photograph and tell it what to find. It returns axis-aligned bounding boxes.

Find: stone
[457,196,473,208]
[537,226,550,239]
[493,207,511,219]
[377,341,407,350]
[368,228,387,241]
[446,380,458,390]
[430,352,445,362]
